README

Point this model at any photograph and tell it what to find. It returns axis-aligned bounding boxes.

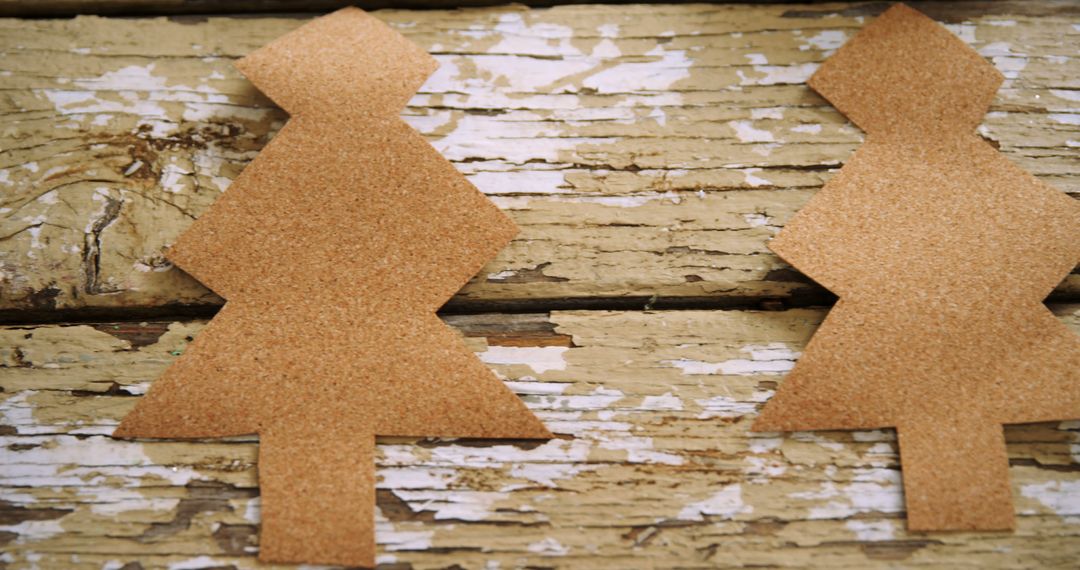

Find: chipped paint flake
[678,484,751,521]
[479,346,569,374]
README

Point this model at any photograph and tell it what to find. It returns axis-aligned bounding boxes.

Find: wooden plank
[2,3,1078,318]
[2,0,1079,18]
[2,306,1079,568]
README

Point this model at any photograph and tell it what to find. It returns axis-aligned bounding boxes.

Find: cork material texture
[112,7,552,567]
[752,4,1080,531]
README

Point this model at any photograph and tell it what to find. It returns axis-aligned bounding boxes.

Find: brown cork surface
[753,4,1080,532]
[113,8,551,567]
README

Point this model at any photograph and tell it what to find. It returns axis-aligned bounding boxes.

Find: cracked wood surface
[1,2,1078,317]
[3,2,1080,569]
[2,307,1080,569]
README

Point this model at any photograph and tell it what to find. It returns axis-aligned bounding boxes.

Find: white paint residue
[751,107,784,120]
[744,213,771,227]
[738,63,818,86]
[802,470,904,519]
[168,557,225,570]
[0,391,34,435]
[428,437,592,467]
[1050,114,1080,125]
[528,537,569,556]
[678,484,751,521]
[592,38,621,58]
[479,346,569,374]
[376,524,434,551]
[431,113,607,164]
[379,467,461,490]
[846,520,895,541]
[944,23,977,44]
[748,437,783,453]
[3,434,203,487]
[600,434,683,465]
[582,45,691,93]
[641,393,683,411]
[159,161,190,194]
[740,168,770,187]
[467,170,569,195]
[509,462,590,487]
[1050,89,1080,103]
[666,343,799,377]
[539,386,625,412]
[597,23,620,38]
[987,20,1017,27]
[745,53,768,65]
[488,13,581,57]
[791,123,822,134]
[1021,481,1080,515]
[728,120,774,143]
[394,490,510,521]
[0,520,64,544]
[699,388,772,420]
[504,381,570,395]
[243,497,261,523]
[801,30,847,52]
[793,432,844,452]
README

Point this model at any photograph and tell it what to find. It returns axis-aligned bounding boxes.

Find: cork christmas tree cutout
[114,8,551,567]
[752,4,1080,531]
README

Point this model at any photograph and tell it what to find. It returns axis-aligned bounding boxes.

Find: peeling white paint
[1049,89,1080,103]
[796,469,904,519]
[538,386,625,411]
[944,23,977,44]
[479,346,568,374]
[737,63,818,86]
[599,434,683,465]
[693,394,758,419]
[728,120,774,143]
[740,167,770,187]
[791,123,822,135]
[678,484,751,521]
[582,45,691,94]
[1049,114,1080,125]
[801,30,847,52]
[744,213,771,227]
[640,392,683,411]
[508,462,590,487]
[666,343,798,377]
[1020,480,1080,515]
[846,519,895,541]
[168,556,224,570]
[2,435,204,487]
[528,537,569,556]
[394,489,511,521]
[751,107,784,120]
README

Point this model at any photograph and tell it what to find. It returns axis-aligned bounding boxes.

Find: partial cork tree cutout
[113,8,551,568]
[752,4,1080,531]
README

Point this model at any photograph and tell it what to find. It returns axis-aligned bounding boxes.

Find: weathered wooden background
[1,1,1078,569]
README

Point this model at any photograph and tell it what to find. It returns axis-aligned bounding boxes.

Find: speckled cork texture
[113,7,551,567]
[752,4,1080,531]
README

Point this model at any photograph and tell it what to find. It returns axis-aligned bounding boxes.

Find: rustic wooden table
[1,1,1078,568]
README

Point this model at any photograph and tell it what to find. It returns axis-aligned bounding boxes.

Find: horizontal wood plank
[2,3,1078,318]
[2,306,1079,568]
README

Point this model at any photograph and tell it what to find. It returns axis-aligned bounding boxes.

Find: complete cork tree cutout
[752,4,1080,531]
[114,8,551,567]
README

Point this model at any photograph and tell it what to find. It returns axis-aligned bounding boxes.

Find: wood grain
[2,3,1079,568]
[2,3,1077,318]
[2,306,1079,568]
